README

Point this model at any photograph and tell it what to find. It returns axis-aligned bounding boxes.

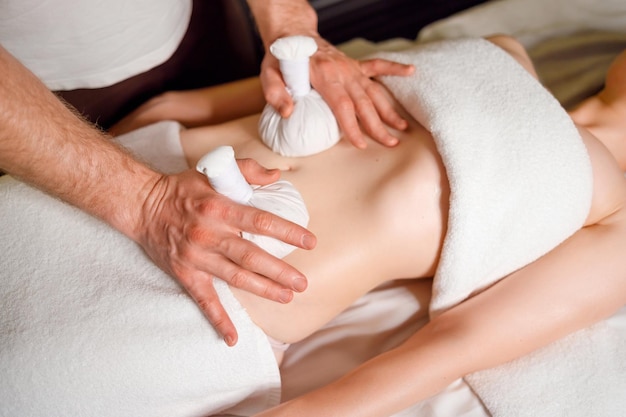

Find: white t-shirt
[0,0,193,90]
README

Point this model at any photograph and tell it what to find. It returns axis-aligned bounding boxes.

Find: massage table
[277,1,626,416]
[1,1,625,416]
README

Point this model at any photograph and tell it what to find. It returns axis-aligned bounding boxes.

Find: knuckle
[186,223,206,243]
[361,58,383,72]
[198,298,228,330]
[353,95,373,112]
[198,197,225,217]
[364,81,382,97]
[187,223,219,248]
[196,296,216,314]
[227,269,250,289]
[197,197,241,226]
[239,247,263,269]
[313,55,336,72]
[252,210,275,233]
[335,95,355,113]
[260,284,275,301]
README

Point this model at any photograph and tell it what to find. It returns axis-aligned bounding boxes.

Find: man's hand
[260,36,414,149]
[0,26,316,349]
[136,163,316,346]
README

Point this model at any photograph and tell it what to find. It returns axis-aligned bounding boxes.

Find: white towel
[0,122,281,417]
[417,0,626,110]
[378,38,592,316]
[377,38,625,417]
[417,0,626,51]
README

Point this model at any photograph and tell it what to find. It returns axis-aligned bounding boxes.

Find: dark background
[311,0,488,44]
[233,0,489,75]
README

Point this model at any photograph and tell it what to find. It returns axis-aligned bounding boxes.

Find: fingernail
[224,335,236,346]
[279,289,294,303]
[387,137,399,146]
[302,234,316,249]
[293,277,307,292]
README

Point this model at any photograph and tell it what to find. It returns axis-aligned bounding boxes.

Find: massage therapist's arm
[246,0,415,149]
[0,45,315,346]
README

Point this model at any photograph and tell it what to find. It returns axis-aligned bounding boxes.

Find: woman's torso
[181,112,449,343]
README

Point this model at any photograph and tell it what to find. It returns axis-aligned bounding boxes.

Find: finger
[191,201,314,290]
[206,239,305,297]
[319,83,366,148]
[178,233,301,301]
[185,270,239,346]
[359,58,415,78]
[205,195,316,251]
[237,158,281,185]
[364,80,408,132]
[349,85,398,147]
[260,57,295,117]
[196,190,315,251]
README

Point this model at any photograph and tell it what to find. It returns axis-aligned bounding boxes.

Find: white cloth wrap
[259,90,340,157]
[242,181,309,259]
[0,122,281,417]
[197,145,310,259]
[375,38,626,417]
[258,36,340,157]
[270,36,318,98]
[197,145,255,204]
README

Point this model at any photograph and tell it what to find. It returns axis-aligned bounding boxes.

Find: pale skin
[0,44,316,347]
[569,48,626,171]
[116,36,626,416]
[0,0,413,346]
[111,0,416,147]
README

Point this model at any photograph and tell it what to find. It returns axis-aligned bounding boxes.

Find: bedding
[377,38,592,316]
[377,37,623,417]
[280,1,626,416]
[0,127,281,416]
[1,1,625,416]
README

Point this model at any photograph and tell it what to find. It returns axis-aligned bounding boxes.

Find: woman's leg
[569,49,626,170]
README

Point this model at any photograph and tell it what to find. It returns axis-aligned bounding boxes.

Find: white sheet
[2,2,625,415]
[0,166,281,417]
[280,1,626,416]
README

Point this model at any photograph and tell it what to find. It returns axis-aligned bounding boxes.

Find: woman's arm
[109,77,266,135]
[255,36,626,417]
[257,190,626,416]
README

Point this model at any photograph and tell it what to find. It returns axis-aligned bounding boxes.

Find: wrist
[247,0,319,49]
[102,159,164,243]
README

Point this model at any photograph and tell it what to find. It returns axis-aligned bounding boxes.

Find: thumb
[237,158,281,185]
[260,57,295,118]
